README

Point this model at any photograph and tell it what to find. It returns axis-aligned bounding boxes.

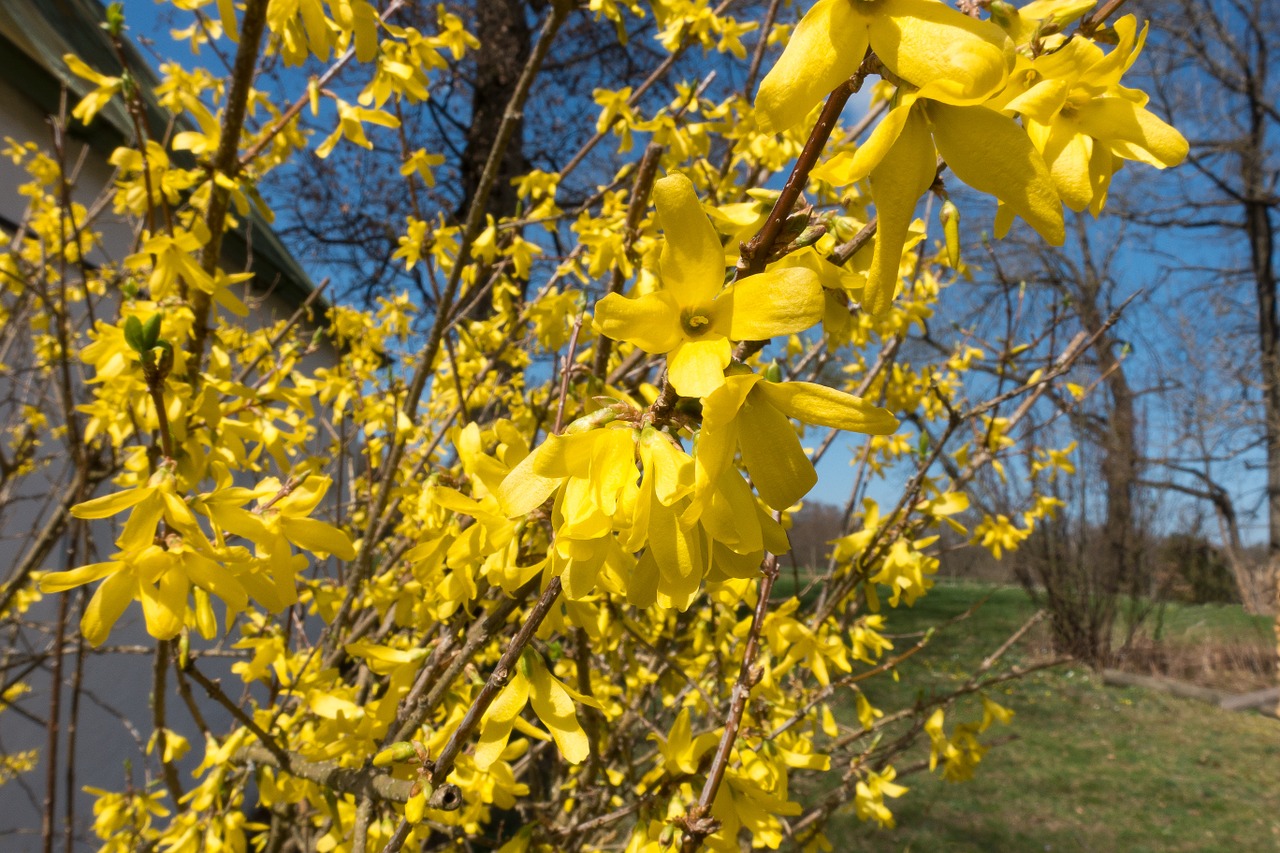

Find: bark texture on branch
[232,743,462,810]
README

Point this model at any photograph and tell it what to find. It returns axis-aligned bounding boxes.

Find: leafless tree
[1127,0,1279,652]
[972,212,1154,664]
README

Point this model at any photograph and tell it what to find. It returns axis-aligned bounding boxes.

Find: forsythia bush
[0,0,1184,850]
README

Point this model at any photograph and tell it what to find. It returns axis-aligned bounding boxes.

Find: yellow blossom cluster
[0,0,1186,849]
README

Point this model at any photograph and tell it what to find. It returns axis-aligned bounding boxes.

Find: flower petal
[497,444,563,517]
[639,428,694,506]
[474,716,516,770]
[526,654,589,764]
[623,452,654,553]
[865,109,937,315]
[1087,143,1115,218]
[699,468,764,555]
[589,428,638,516]
[687,375,757,524]
[82,571,135,647]
[738,394,817,511]
[812,97,917,186]
[754,0,869,134]
[1074,98,1188,168]
[928,103,1064,245]
[282,517,357,560]
[723,267,823,341]
[648,498,705,610]
[1002,78,1069,124]
[490,672,531,724]
[561,546,607,600]
[709,540,765,580]
[654,173,728,308]
[1040,121,1096,212]
[71,486,154,519]
[667,338,731,398]
[534,432,593,479]
[629,550,660,608]
[593,291,683,354]
[872,0,1010,105]
[181,552,249,612]
[140,569,187,640]
[755,381,899,434]
[205,505,268,547]
[118,495,166,552]
[40,561,120,593]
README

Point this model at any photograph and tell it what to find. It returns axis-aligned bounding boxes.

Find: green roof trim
[0,0,322,312]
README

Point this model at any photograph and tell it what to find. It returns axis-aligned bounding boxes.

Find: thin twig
[182,658,289,763]
[189,0,270,377]
[429,576,565,785]
[151,641,185,803]
[678,550,780,851]
[738,70,865,279]
[231,743,461,808]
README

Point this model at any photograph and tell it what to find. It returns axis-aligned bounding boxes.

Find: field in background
[793,583,1280,852]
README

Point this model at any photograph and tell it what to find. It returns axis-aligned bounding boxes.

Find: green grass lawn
[1144,596,1274,643]
[809,582,1280,852]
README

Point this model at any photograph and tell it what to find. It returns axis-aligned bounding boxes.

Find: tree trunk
[456,0,534,329]
[1235,57,1280,707]
[1244,135,1280,712]
[1063,226,1142,662]
[460,0,532,224]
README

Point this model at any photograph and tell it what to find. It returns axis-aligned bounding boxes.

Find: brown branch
[40,592,68,853]
[231,743,460,809]
[48,115,88,468]
[738,73,862,278]
[351,799,375,853]
[978,610,1046,674]
[375,577,569,853]
[182,658,288,764]
[144,369,175,462]
[678,550,780,852]
[386,578,538,746]
[643,371,681,427]
[62,589,86,853]
[151,641,185,804]
[1078,0,1129,37]
[732,68,871,362]
[172,662,212,740]
[189,0,270,377]
[742,0,784,105]
[429,576,565,784]
[830,216,878,266]
[552,794,655,839]
[554,313,587,435]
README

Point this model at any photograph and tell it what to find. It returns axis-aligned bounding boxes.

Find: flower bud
[405,789,427,824]
[939,201,961,269]
[988,1,1015,28]
[373,742,418,768]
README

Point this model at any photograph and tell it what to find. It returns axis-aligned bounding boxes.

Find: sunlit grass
[809,582,1280,852]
